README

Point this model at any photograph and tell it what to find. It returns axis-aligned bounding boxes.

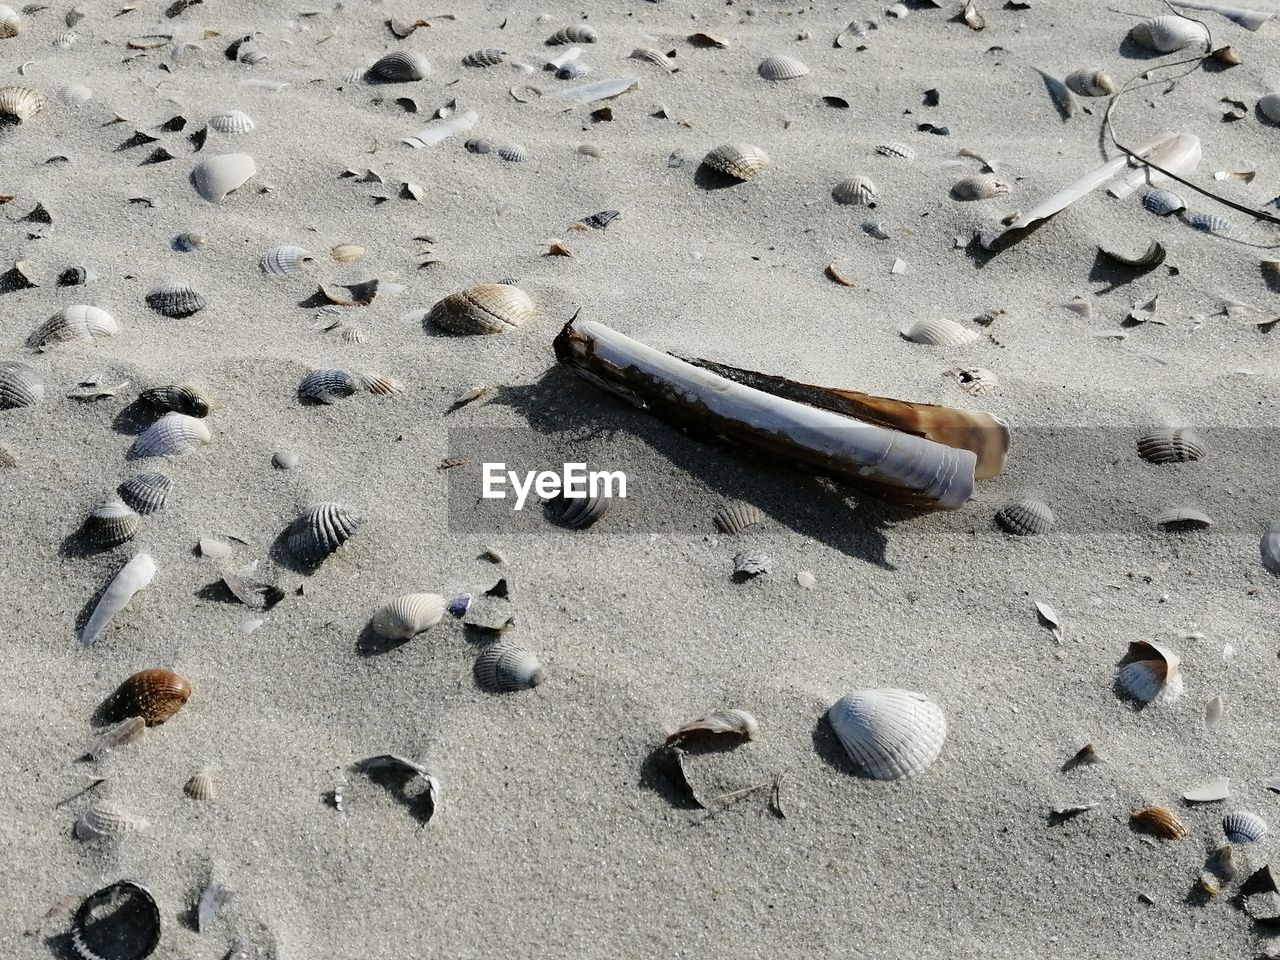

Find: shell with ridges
[83,499,141,549]
[1156,507,1213,529]
[368,51,431,81]
[832,176,877,206]
[128,412,212,459]
[714,502,765,535]
[1117,640,1183,705]
[1130,15,1210,53]
[827,688,948,780]
[71,881,161,960]
[1137,425,1205,464]
[1223,811,1268,844]
[0,86,45,122]
[427,283,536,335]
[60,84,93,105]
[191,153,257,203]
[462,48,506,67]
[139,383,210,418]
[26,305,119,349]
[1131,805,1187,839]
[547,25,597,45]
[475,641,545,692]
[899,317,979,346]
[1142,188,1185,216]
[371,593,447,640]
[75,801,147,841]
[0,4,19,38]
[259,245,313,276]
[287,502,361,565]
[497,143,528,162]
[146,281,206,317]
[1184,212,1233,235]
[875,141,917,160]
[105,667,192,725]
[208,109,255,134]
[1064,70,1116,97]
[951,174,1011,201]
[298,368,400,403]
[546,489,610,529]
[184,769,216,800]
[702,143,771,182]
[0,361,44,409]
[757,54,810,80]
[117,473,172,514]
[995,498,1055,535]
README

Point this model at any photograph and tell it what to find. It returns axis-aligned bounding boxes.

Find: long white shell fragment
[191,153,257,203]
[1170,0,1273,29]
[402,110,478,148]
[1183,777,1230,802]
[827,688,948,780]
[557,77,640,106]
[80,553,157,646]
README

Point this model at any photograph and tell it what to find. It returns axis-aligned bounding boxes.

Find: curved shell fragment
[191,153,257,203]
[80,553,157,646]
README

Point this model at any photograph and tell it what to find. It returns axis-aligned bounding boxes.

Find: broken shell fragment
[1099,240,1166,270]
[259,245,313,276]
[1137,425,1206,464]
[80,553,156,646]
[832,176,877,206]
[104,667,192,725]
[83,499,141,549]
[139,384,210,418]
[900,317,979,346]
[1156,507,1214,529]
[713,502,765,535]
[26,305,119,350]
[117,473,172,515]
[1224,811,1268,844]
[701,143,770,182]
[666,709,759,746]
[1183,211,1233,235]
[75,801,146,841]
[368,51,431,82]
[83,716,146,761]
[1117,640,1183,706]
[331,244,364,263]
[1262,518,1280,575]
[995,498,1055,535]
[1129,15,1210,52]
[71,881,161,960]
[951,174,1010,200]
[1200,844,1236,895]
[1130,805,1188,839]
[757,54,810,80]
[1260,92,1280,123]
[354,754,440,825]
[1184,777,1230,803]
[146,281,207,318]
[129,413,212,459]
[184,769,215,800]
[208,109,254,134]
[191,153,257,203]
[474,641,545,692]
[427,283,536,335]
[371,593,447,640]
[1061,743,1102,772]
[0,85,44,123]
[0,360,43,409]
[287,502,361,565]
[827,688,947,780]
[946,367,998,396]
[1064,69,1116,97]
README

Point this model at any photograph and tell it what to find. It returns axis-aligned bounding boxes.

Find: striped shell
[0,86,44,123]
[1142,188,1185,216]
[630,47,675,72]
[191,153,257,203]
[702,143,771,182]
[0,361,44,409]
[875,141,917,160]
[71,882,161,960]
[666,709,759,745]
[546,489,610,529]
[827,688,948,780]
[757,54,810,80]
[1130,15,1209,53]
[951,174,1010,201]
[371,593,447,640]
[25,305,119,349]
[259,244,313,276]
[557,62,591,80]
[60,84,93,105]
[140,383,210,418]
[1117,640,1183,705]
[714,502,765,535]
[462,47,506,67]
[146,281,206,317]
[832,176,877,206]
[128,412,212,459]
[184,769,216,800]
[298,368,400,403]
[995,498,1055,535]
[497,143,528,162]
[368,51,431,81]
[83,499,141,549]
[899,317,979,346]
[427,283,536,335]
[0,4,19,38]
[1184,212,1233,235]
[75,801,146,841]
[105,667,193,725]
[547,25,597,45]
[1260,93,1280,124]
[1263,518,1280,575]
[474,641,545,692]
[1064,69,1116,97]
[117,473,172,514]
[1137,425,1205,464]
[208,109,255,134]
[1223,811,1268,844]
[1131,805,1188,840]
[287,502,361,565]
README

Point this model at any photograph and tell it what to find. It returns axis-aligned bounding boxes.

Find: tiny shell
[60,84,93,105]
[287,502,361,565]
[129,413,211,459]
[557,62,591,79]
[713,502,765,535]
[1131,805,1187,840]
[545,489,610,529]
[1061,743,1102,772]
[331,244,364,262]
[75,801,146,841]
[899,317,979,346]
[951,174,1010,201]
[1156,507,1213,529]
[371,593,447,640]
[832,176,877,206]
[83,499,141,549]
[105,667,192,725]
[1200,844,1236,895]
[184,769,215,800]
[117,473,172,514]
[702,143,770,182]
[475,641,545,692]
[368,51,431,82]
[259,245,313,276]
[1117,639,1183,706]
[1262,518,1280,574]
[1130,15,1210,53]
[1137,425,1205,464]
[71,881,161,960]
[733,550,770,578]
[1064,69,1116,97]
[630,47,676,72]
[547,25,597,45]
[666,709,759,746]
[192,153,257,203]
[995,498,1055,535]
[1141,188,1185,216]
[140,383,211,418]
[25,305,119,349]
[875,142,917,160]
[0,360,44,409]
[1224,811,1268,843]
[462,47,506,67]
[80,554,156,646]
[427,283,536,335]
[497,143,528,162]
[945,367,999,396]
[827,688,947,780]
[0,86,44,123]
[758,54,810,80]
[208,109,255,134]
[1205,694,1224,728]
[146,281,207,318]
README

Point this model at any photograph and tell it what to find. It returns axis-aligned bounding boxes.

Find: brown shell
[184,769,215,800]
[427,283,536,335]
[104,668,192,726]
[1131,805,1187,840]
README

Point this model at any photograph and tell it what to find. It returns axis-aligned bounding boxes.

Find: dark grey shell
[1137,426,1206,464]
[367,51,431,82]
[71,880,161,960]
[462,47,506,67]
[474,640,545,692]
[288,502,361,565]
[83,499,141,548]
[139,384,210,418]
[298,368,358,404]
[545,490,609,529]
[995,498,1055,535]
[117,473,173,515]
[0,360,44,409]
[547,24,597,44]
[146,282,206,318]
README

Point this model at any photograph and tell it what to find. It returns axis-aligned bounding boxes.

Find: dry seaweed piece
[353,754,440,826]
[769,772,788,818]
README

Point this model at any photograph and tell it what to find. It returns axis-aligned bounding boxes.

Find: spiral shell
[105,667,193,726]
[1130,15,1209,53]
[1137,425,1205,464]
[25,305,119,350]
[832,176,877,206]
[368,51,431,81]
[1223,811,1268,844]
[1184,212,1233,235]
[462,47,506,67]
[1141,188,1185,216]
[713,502,765,535]
[71,881,161,960]
[899,317,979,346]
[497,143,528,162]
[427,283,536,335]
[951,174,1010,201]
[191,153,257,203]
[184,769,216,800]
[757,54,810,80]
[827,688,948,780]
[875,141,917,160]
[547,24,597,45]
[1064,70,1116,97]
[474,641,545,692]
[1260,93,1280,124]
[298,368,400,403]
[259,244,313,276]
[128,412,212,459]
[0,86,44,122]
[0,361,44,409]
[371,593,447,640]
[1131,805,1187,840]
[208,109,255,134]
[83,499,141,549]
[287,502,362,565]
[1117,640,1183,705]
[146,281,207,318]
[75,801,147,841]
[117,473,173,515]
[0,4,19,38]
[701,143,771,182]
[995,498,1055,535]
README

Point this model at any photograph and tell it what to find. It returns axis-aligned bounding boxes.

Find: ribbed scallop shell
[1184,212,1233,235]
[1117,640,1183,705]
[428,283,536,335]
[702,143,770,182]
[1064,69,1116,97]
[288,502,361,565]
[758,54,810,80]
[875,141,917,160]
[75,801,146,841]
[129,412,212,459]
[547,24,597,44]
[106,667,193,726]
[497,143,528,162]
[0,4,19,38]
[371,593,446,640]
[1131,805,1187,839]
[146,281,206,317]
[1260,93,1280,124]
[951,174,1010,201]
[298,368,400,403]
[462,47,506,67]
[368,51,431,81]
[546,489,610,529]
[140,383,210,418]
[827,688,948,780]
[191,153,257,203]
[713,502,765,535]
[995,498,1055,535]
[25,305,119,349]
[474,641,545,692]
[208,109,254,134]
[1137,425,1205,464]
[84,499,141,548]
[1223,811,1268,844]
[60,84,93,105]
[184,769,216,800]
[0,86,44,123]
[0,361,44,409]
[557,62,591,79]
[1130,15,1209,53]
[832,176,877,206]
[259,245,313,276]
[1141,188,1185,216]
[117,473,172,514]
[899,317,979,346]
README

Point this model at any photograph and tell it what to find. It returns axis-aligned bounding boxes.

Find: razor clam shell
[1156,507,1213,529]
[75,801,146,841]
[184,769,216,800]
[951,174,1010,201]
[1116,640,1183,705]
[827,688,948,780]
[995,498,1055,535]
[1141,188,1185,216]
[713,501,765,535]
[139,383,210,417]
[462,47,506,67]
[1064,69,1116,97]
[474,640,545,692]
[259,245,313,276]
[1131,806,1188,839]
[0,360,43,409]
[832,176,877,206]
[1261,518,1280,574]
[900,317,979,346]
[26,305,119,349]
[0,86,45,123]
[117,473,172,515]
[547,24,597,44]
[367,51,431,82]
[1137,425,1206,464]
[371,593,447,640]
[875,141,916,160]
[146,281,207,317]
[191,153,257,203]
[71,881,161,960]
[1224,811,1269,843]
[497,143,528,162]
[208,109,255,134]
[129,412,212,459]
[427,283,536,335]
[702,143,770,181]
[1130,14,1210,53]
[287,502,361,565]
[80,553,157,646]
[83,499,140,549]
[666,709,759,745]
[758,54,810,80]
[1099,240,1166,270]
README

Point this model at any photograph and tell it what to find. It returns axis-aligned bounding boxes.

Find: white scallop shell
[951,174,1011,201]
[875,141,917,160]
[371,593,447,640]
[832,176,877,206]
[827,688,948,780]
[1117,640,1183,705]
[0,86,44,123]
[288,502,361,565]
[475,641,545,692]
[1064,69,1116,97]
[191,153,257,203]
[702,143,771,181]
[75,801,147,840]
[0,360,43,409]
[129,413,212,459]
[1223,811,1268,843]
[899,317,979,346]
[26,305,119,349]
[259,245,313,276]
[758,54,810,80]
[59,84,94,105]
[208,109,255,134]
[1130,15,1210,53]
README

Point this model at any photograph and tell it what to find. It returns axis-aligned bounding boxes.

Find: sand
[2,0,1279,957]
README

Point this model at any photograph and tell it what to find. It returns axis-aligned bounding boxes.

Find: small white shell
[0,360,43,409]
[757,54,810,80]
[368,51,431,81]
[899,317,979,346]
[75,801,147,841]
[702,143,770,182]
[832,176,877,206]
[1184,212,1233,235]
[53,29,77,49]
[666,709,760,744]
[287,502,361,565]
[1156,507,1214,529]
[475,641,545,692]
[259,245,314,276]
[1064,69,1116,97]
[995,498,1055,535]
[208,109,255,134]
[184,769,216,800]
[827,688,948,780]
[0,4,19,39]
[191,153,257,203]
[129,413,212,459]
[1117,640,1183,705]
[26,305,119,349]
[0,86,44,123]
[875,142,917,160]
[371,593,447,640]
[1130,15,1210,53]
[60,84,93,105]
[951,174,1011,201]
